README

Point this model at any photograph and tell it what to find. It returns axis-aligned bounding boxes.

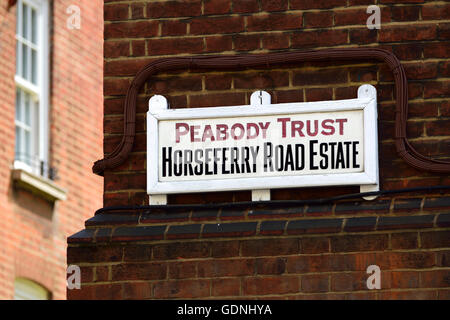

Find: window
[14,278,50,300]
[15,0,50,178]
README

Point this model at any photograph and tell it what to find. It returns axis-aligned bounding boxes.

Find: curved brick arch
[93,48,450,176]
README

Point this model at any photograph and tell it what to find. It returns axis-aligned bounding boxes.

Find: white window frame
[14,0,50,178]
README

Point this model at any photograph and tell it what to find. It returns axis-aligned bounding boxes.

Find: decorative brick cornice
[68,196,450,244]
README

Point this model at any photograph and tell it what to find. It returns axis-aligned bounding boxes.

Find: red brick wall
[68,0,449,299]
[0,0,103,299]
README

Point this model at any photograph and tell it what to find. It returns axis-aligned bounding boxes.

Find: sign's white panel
[158,110,364,182]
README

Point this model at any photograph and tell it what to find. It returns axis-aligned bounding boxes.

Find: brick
[189,92,246,107]
[437,214,450,228]
[421,231,450,249]
[131,40,145,56]
[301,274,329,293]
[422,4,450,20]
[168,261,197,279]
[244,276,299,295]
[153,279,210,298]
[426,120,450,136]
[85,213,139,227]
[104,4,129,21]
[204,0,231,15]
[393,198,422,211]
[404,62,438,80]
[377,215,434,231]
[305,88,333,102]
[391,232,418,250]
[68,245,124,264]
[211,241,240,258]
[335,199,391,214]
[67,229,96,243]
[438,23,450,40]
[232,0,259,13]
[161,20,188,36]
[436,250,450,267]
[379,25,436,42]
[68,284,122,300]
[198,259,254,277]
[247,13,302,32]
[212,278,240,297]
[191,209,219,221]
[167,224,201,239]
[291,0,343,9]
[261,0,288,12]
[260,220,286,236]
[303,11,333,28]
[122,282,152,300]
[420,270,450,288]
[349,28,378,44]
[344,217,377,232]
[202,222,257,238]
[130,3,145,19]
[287,218,343,235]
[147,1,202,18]
[105,58,154,77]
[234,71,289,89]
[104,21,159,39]
[256,257,286,275]
[205,35,233,52]
[305,204,333,217]
[299,237,330,254]
[392,43,423,60]
[287,254,355,273]
[205,74,232,91]
[233,34,260,51]
[334,9,368,26]
[147,38,204,55]
[390,5,420,22]
[262,33,290,50]
[293,68,347,86]
[190,16,244,35]
[331,234,389,252]
[153,242,210,260]
[112,263,167,281]
[104,41,129,58]
[331,272,367,291]
[386,271,420,289]
[112,226,166,241]
[292,29,348,48]
[423,42,450,59]
[241,238,299,256]
[424,197,450,210]
[95,266,109,282]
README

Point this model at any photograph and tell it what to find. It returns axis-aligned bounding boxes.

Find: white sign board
[147,85,379,204]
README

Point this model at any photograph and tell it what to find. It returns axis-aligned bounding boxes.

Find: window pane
[15,89,22,121]
[16,41,21,76]
[24,130,31,164]
[24,92,30,126]
[31,49,37,84]
[15,126,22,157]
[21,43,28,79]
[21,3,28,39]
[31,8,37,44]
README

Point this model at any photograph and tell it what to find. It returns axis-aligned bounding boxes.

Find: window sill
[12,168,67,202]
